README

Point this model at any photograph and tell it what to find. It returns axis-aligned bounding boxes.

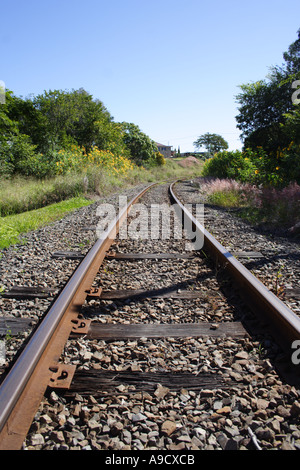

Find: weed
[275,263,285,296]
[257,343,265,358]
[5,328,12,344]
[199,178,300,229]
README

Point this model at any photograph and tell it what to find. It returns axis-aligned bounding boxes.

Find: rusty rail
[169,182,300,348]
[0,183,155,450]
[1,180,300,449]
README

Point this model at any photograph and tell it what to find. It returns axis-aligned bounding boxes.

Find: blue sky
[1,0,300,152]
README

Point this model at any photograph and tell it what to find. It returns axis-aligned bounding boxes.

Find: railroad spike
[71,318,91,335]
[48,364,76,390]
[85,287,102,298]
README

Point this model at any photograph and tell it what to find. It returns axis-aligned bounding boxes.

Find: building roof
[155,142,172,148]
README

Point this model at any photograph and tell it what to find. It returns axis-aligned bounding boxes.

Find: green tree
[282,28,300,77]
[67,90,112,151]
[281,101,300,144]
[29,89,112,153]
[0,87,161,176]
[8,88,114,155]
[235,28,300,151]
[121,123,158,165]
[193,133,228,156]
[0,90,18,136]
[235,77,292,151]
[0,90,38,176]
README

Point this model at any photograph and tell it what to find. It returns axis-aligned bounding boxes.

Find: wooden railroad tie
[72,321,248,340]
[64,370,243,397]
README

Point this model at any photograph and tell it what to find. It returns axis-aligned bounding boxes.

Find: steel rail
[0,183,155,450]
[170,182,300,348]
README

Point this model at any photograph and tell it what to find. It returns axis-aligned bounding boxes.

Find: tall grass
[0,175,85,217]
[252,182,300,227]
[0,159,203,249]
[0,160,203,217]
[199,178,300,228]
[200,178,257,208]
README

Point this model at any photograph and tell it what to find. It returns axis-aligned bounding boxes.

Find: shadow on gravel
[213,259,300,387]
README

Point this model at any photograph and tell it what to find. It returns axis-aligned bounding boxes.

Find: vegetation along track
[0,181,300,450]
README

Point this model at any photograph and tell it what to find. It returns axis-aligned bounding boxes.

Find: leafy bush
[0,152,14,177]
[270,142,300,186]
[0,134,39,177]
[55,145,135,176]
[15,152,58,178]
[145,152,166,168]
[154,152,166,166]
[202,150,257,183]
[202,144,300,187]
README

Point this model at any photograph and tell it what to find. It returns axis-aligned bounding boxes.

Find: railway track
[0,181,300,451]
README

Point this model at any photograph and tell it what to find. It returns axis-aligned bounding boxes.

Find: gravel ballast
[0,182,300,451]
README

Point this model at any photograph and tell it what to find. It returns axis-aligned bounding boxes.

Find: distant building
[155,142,172,158]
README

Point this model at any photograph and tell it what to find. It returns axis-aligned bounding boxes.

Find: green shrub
[202,150,257,183]
[202,145,300,188]
[155,152,166,166]
[0,134,38,177]
[15,152,58,178]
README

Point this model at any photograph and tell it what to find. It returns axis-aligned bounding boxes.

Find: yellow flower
[255,170,259,174]
[276,166,279,170]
